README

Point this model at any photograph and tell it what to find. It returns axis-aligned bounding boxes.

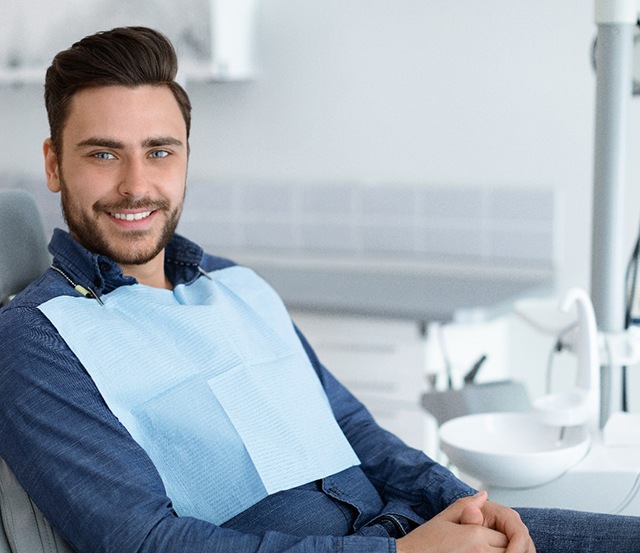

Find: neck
[119,252,172,290]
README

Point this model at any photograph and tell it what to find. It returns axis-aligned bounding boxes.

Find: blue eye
[94,152,115,160]
[149,150,170,159]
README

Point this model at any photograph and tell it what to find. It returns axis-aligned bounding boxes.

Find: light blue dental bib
[38,266,359,524]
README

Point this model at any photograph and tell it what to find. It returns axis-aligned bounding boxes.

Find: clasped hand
[396,491,536,553]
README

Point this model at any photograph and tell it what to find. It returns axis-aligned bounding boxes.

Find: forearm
[351,404,474,518]
[294,327,475,519]
[347,409,476,516]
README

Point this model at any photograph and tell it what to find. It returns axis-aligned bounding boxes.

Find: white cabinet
[0,0,257,84]
[291,311,434,452]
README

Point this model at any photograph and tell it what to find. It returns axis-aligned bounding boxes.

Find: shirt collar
[48,229,205,296]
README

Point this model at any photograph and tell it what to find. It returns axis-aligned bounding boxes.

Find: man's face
[44,85,188,267]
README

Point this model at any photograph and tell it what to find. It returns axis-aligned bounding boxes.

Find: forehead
[63,85,187,144]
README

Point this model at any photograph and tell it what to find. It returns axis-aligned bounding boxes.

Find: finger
[470,490,488,508]
[482,503,536,553]
[460,502,485,526]
[460,490,488,525]
[441,491,489,523]
[465,523,509,549]
[504,530,536,553]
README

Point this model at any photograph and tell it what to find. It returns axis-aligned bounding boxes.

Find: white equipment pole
[592,0,636,426]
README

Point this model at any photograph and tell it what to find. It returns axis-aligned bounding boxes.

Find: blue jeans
[518,508,640,553]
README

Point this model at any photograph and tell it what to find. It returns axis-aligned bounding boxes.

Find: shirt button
[99,262,111,273]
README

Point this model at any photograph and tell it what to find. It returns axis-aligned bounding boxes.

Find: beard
[58,175,184,266]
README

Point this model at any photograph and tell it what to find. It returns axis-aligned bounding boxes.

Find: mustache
[94,198,171,212]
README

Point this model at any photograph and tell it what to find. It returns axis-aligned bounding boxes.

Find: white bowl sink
[439,412,591,489]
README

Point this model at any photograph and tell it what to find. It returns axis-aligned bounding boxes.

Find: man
[0,26,637,553]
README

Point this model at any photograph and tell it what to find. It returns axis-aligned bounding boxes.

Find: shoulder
[200,251,238,273]
[0,267,83,364]
[2,267,77,311]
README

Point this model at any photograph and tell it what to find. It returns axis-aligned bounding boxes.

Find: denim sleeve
[294,327,477,521]
[0,305,395,553]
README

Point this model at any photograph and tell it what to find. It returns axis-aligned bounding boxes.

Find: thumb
[460,491,488,526]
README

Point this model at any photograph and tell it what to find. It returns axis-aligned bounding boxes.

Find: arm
[0,306,393,553]
[295,326,475,520]
[295,329,535,553]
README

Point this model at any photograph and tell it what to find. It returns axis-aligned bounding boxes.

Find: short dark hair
[44,26,192,155]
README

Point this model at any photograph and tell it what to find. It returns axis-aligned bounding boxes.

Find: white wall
[2,0,638,295]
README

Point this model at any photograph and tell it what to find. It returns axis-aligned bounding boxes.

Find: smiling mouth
[110,211,153,221]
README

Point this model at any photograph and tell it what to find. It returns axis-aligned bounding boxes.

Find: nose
[117,157,150,199]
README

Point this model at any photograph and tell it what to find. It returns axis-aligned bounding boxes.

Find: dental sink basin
[439,412,591,488]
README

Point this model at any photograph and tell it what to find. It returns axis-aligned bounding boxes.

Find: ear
[43,138,61,193]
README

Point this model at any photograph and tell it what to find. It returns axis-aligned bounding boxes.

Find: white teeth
[111,211,152,221]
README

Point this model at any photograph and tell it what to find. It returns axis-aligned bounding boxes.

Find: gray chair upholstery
[0,190,72,552]
[0,459,72,553]
[0,189,51,306]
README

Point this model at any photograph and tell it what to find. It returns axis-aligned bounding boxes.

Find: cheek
[163,167,188,202]
[60,174,103,213]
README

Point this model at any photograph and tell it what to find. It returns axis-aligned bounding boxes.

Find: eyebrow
[75,136,185,150]
[142,137,185,149]
[75,137,123,150]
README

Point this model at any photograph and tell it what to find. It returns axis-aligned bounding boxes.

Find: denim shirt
[0,229,475,553]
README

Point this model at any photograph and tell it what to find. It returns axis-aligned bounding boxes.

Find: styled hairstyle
[44,26,192,155]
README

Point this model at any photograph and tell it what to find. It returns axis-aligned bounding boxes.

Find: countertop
[228,252,554,322]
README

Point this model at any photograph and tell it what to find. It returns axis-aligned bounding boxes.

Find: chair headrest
[0,189,51,306]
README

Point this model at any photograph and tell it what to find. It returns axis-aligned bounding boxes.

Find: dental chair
[0,189,72,552]
[0,189,51,307]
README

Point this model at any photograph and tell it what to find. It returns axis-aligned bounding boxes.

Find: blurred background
[2,0,640,451]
